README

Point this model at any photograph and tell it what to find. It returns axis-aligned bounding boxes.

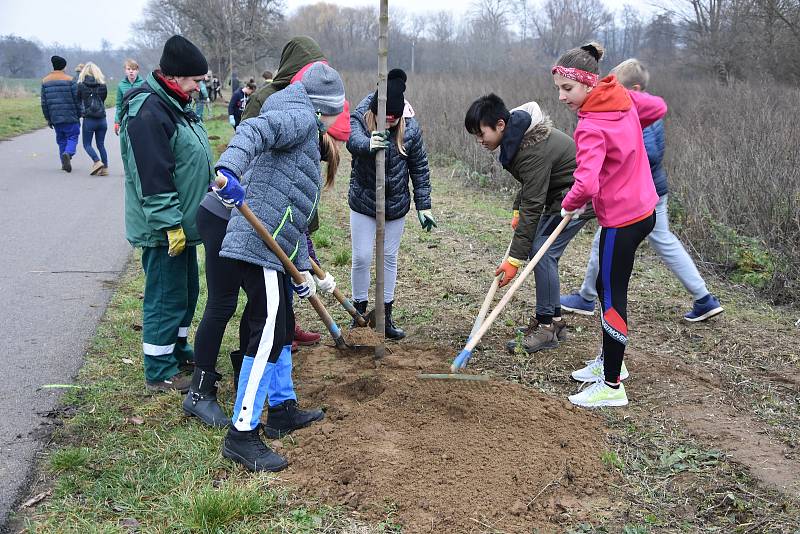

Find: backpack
[84,85,104,116]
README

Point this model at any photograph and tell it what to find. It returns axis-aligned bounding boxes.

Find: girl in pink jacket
[552,42,667,408]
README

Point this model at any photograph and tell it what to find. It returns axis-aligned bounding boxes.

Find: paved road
[0,110,131,531]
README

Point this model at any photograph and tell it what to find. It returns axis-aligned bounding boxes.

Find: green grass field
[0,78,119,140]
[0,96,47,139]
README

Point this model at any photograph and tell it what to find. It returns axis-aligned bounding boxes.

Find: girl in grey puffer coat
[212,62,346,474]
[346,69,434,340]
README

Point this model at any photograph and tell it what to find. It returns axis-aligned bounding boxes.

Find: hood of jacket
[578,74,632,119]
[81,75,100,88]
[498,109,532,169]
[271,36,326,91]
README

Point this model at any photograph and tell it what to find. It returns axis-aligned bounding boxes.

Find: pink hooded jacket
[562,75,667,228]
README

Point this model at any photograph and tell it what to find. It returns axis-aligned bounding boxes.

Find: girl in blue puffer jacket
[211,62,345,473]
[347,68,434,339]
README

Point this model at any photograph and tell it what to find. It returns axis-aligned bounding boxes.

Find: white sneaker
[570,355,629,382]
[568,380,628,408]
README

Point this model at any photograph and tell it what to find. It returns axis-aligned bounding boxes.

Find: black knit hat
[159,35,208,77]
[51,55,67,70]
[370,68,407,117]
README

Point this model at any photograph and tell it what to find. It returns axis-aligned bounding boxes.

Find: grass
[0,96,46,139]
[14,119,800,531]
[0,80,119,140]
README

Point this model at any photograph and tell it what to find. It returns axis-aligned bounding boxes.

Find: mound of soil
[279,345,614,532]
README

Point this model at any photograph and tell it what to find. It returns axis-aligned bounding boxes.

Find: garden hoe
[215,176,360,352]
[419,215,573,381]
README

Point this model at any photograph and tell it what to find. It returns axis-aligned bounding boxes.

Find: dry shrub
[340,71,799,302]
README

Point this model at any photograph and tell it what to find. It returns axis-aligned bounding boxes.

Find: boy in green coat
[465,94,578,354]
[120,36,214,392]
[114,59,144,135]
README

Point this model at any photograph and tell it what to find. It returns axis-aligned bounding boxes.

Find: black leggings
[194,206,250,372]
[596,212,656,383]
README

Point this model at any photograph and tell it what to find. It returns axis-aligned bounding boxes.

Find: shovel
[309,258,368,328]
[308,257,379,351]
[216,176,355,351]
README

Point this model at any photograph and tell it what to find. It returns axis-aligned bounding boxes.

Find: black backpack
[84,85,104,117]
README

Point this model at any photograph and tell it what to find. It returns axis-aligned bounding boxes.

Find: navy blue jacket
[347,93,432,221]
[41,70,80,125]
[643,119,668,197]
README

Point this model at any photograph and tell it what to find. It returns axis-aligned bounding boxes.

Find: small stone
[271,440,283,450]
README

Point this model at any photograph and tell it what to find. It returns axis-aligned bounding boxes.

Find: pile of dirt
[278,344,614,532]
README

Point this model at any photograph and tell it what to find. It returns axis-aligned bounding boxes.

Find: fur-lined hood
[519,116,553,149]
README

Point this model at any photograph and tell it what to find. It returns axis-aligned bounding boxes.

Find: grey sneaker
[521,323,559,353]
[146,373,191,393]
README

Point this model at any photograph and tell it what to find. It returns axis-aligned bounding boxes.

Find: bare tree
[133,0,285,82]
[532,0,613,58]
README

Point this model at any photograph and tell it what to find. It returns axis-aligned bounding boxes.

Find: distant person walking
[228,81,256,128]
[261,70,273,87]
[114,59,144,135]
[73,63,85,81]
[119,35,214,393]
[41,55,81,172]
[77,62,109,176]
[211,75,221,101]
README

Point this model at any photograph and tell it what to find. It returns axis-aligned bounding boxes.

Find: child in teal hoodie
[114,58,144,135]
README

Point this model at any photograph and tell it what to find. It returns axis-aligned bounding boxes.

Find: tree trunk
[374,0,389,360]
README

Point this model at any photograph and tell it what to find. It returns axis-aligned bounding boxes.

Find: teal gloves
[369,130,390,152]
[417,209,437,232]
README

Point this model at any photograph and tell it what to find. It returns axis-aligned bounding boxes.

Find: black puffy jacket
[77,76,108,119]
[346,93,432,221]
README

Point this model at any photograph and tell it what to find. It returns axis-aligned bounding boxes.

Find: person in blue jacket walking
[41,55,81,172]
[212,61,344,472]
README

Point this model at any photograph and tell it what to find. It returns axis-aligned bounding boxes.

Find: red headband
[551,65,599,87]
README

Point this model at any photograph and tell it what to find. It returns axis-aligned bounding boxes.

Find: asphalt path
[0,109,131,530]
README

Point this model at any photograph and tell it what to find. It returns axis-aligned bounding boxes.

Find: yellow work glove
[511,210,520,229]
[167,226,186,257]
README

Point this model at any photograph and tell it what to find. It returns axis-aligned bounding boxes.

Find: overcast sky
[0,0,661,50]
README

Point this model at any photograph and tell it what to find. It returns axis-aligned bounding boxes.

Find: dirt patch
[344,326,383,348]
[628,350,800,497]
[280,344,613,532]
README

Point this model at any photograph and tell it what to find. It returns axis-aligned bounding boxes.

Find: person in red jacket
[553,42,666,408]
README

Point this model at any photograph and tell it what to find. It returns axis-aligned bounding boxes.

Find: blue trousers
[54,122,80,159]
[81,117,108,166]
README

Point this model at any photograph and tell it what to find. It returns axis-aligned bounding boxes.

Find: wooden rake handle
[468,239,513,340]
[462,215,573,353]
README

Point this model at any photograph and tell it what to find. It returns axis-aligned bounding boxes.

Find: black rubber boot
[182,368,229,428]
[384,301,406,340]
[264,399,324,439]
[222,424,288,472]
[351,300,368,328]
[230,350,243,393]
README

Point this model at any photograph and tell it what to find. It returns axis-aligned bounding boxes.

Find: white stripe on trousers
[235,267,280,431]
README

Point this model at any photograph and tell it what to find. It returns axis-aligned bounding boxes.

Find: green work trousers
[140,245,199,382]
